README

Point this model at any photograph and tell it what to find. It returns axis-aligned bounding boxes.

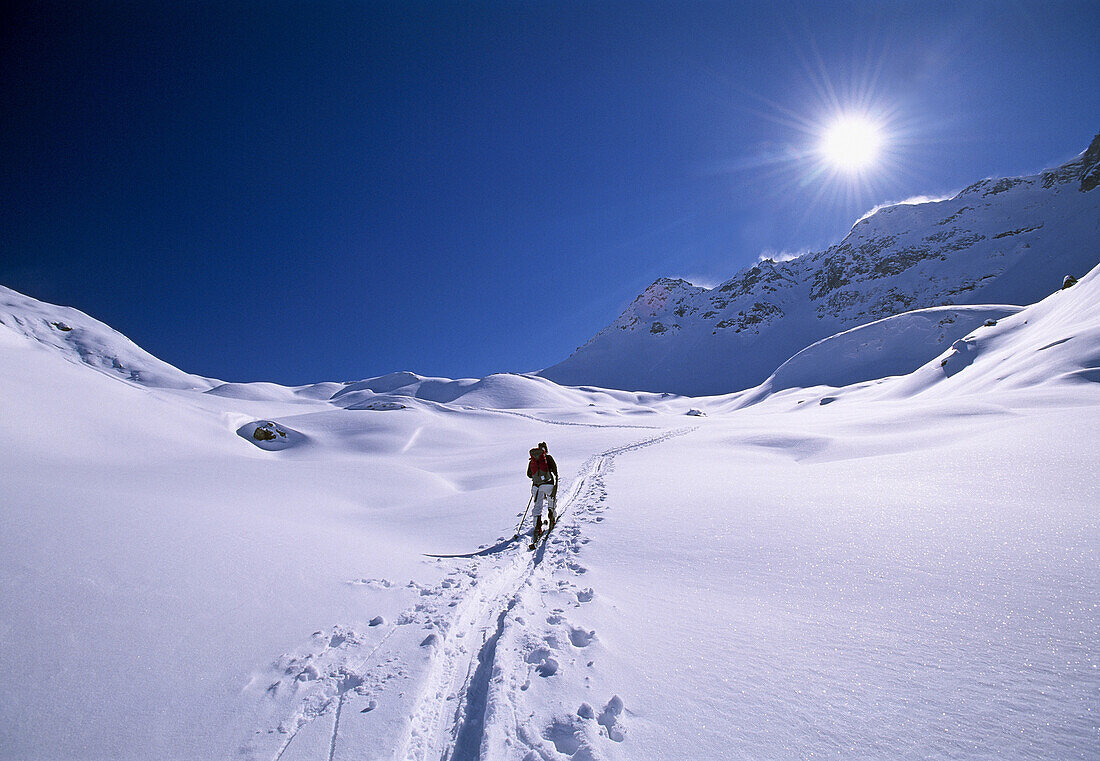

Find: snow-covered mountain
[540,134,1100,396]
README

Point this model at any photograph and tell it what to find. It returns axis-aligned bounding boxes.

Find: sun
[819,115,884,172]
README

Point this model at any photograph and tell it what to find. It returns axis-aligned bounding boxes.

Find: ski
[527,512,557,550]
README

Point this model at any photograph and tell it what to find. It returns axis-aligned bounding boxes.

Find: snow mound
[0,285,213,390]
[443,373,595,408]
[208,382,305,402]
[290,381,345,400]
[332,372,475,406]
[333,372,611,410]
[206,380,348,402]
[344,399,408,411]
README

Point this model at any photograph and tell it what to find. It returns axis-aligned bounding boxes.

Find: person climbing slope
[539,441,558,529]
[526,443,558,549]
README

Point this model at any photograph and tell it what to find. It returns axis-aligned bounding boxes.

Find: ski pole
[513,493,534,539]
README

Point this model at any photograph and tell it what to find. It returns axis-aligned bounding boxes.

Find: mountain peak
[643,276,700,294]
[612,278,708,331]
[1033,131,1100,192]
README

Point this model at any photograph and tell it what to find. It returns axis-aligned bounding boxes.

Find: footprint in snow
[525,647,560,677]
[544,717,583,756]
[569,627,596,647]
[543,716,599,760]
[347,577,392,589]
[525,646,551,664]
[597,696,625,742]
[576,588,594,603]
[337,672,364,694]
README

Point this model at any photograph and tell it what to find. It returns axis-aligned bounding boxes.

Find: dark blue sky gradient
[3,1,1098,384]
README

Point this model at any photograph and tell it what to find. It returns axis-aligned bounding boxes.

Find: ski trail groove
[405,427,695,761]
[269,625,398,761]
[445,595,522,761]
[328,692,345,761]
[492,408,661,430]
[399,553,533,761]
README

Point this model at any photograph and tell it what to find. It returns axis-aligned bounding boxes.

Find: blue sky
[3,1,1098,384]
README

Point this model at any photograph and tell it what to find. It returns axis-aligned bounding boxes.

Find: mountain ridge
[539,134,1100,395]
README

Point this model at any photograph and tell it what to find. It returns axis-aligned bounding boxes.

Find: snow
[2,262,1099,760]
[737,304,1023,405]
[0,284,213,391]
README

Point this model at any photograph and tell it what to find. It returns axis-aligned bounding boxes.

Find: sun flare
[819,116,884,171]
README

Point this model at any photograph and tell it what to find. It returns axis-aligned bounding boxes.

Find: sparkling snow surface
[1,269,1098,761]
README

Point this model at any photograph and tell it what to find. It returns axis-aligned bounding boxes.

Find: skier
[539,442,558,523]
[527,443,558,549]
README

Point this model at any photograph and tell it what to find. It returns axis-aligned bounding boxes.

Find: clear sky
[3,1,1098,385]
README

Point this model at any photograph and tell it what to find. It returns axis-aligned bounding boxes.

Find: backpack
[530,453,554,485]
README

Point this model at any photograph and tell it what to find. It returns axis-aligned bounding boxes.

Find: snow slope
[1,268,1098,760]
[0,284,214,391]
[541,134,1100,395]
[737,304,1023,405]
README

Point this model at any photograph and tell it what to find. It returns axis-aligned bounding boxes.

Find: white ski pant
[531,483,556,519]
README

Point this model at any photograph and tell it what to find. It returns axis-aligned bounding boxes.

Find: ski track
[492,409,661,430]
[268,625,398,761]
[327,691,344,761]
[252,425,694,761]
[411,426,695,761]
[399,551,534,761]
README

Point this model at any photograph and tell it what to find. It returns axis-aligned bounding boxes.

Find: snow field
[580,403,1098,760]
[2,264,1099,760]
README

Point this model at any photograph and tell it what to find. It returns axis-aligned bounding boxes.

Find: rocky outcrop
[252,421,288,441]
[237,420,305,451]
